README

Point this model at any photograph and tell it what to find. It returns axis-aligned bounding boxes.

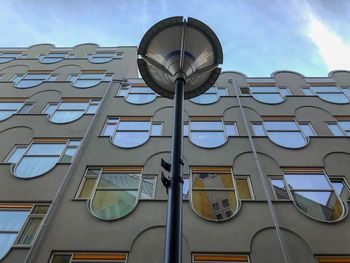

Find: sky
[0,0,350,77]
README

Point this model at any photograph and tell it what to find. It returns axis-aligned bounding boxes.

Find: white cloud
[306,12,350,72]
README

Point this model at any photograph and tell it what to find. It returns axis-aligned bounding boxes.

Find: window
[191,86,228,104]
[303,85,350,104]
[76,167,147,220]
[330,178,350,201]
[252,119,316,148]
[316,256,350,263]
[193,254,250,263]
[4,139,81,178]
[38,52,70,63]
[185,117,238,148]
[67,72,113,88]
[0,203,49,260]
[247,84,291,104]
[0,100,34,121]
[101,117,162,148]
[87,51,123,63]
[12,72,58,88]
[50,252,128,263]
[43,99,100,123]
[273,169,346,222]
[117,84,159,104]
[327,120,350,136]
[0,52,22,63]
[190,167,253,221]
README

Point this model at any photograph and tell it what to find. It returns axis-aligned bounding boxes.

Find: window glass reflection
[284,172,345,222]
[191,170,238,221]
[101,118,161,148]
[186,119,238,148]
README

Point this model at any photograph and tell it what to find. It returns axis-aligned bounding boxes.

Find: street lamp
[138,16,223,263]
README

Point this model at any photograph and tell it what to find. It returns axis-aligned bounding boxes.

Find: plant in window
[248,84,291,104]
[101,117,162,148]
[43,99,100,123]
[67,72,113,88]
[271,169,346,222]
[252,119,316,149]
[190,167,253,221]
[12,72,58,89]
[117,85,158,104]
[0,100,33,121]
[0,203,49,260]
[303,85,350,104]
[184,117,237,148]
[190,86,228,104]
[76,167,149,220]
[4,139,81,178]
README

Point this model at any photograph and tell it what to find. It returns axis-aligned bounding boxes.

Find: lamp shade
[138,16,223,99]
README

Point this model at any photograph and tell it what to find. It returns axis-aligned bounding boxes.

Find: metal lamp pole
[137,16,223,263]
[164,78,185,263]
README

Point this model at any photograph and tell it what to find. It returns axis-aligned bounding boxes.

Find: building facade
[0,44,349,263]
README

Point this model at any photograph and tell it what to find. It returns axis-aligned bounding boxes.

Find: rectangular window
[16,204,49,245]
[316,256,350,263]
[193,254,250,262]
[327,120,350,136]
[270,177,290,200]
[140,175,157,199]
[330,178,350,201]
[50,252,128,263]
[235,176,254,200]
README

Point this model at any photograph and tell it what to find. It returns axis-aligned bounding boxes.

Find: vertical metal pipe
[164,78,185,263]
[230,79,291,263]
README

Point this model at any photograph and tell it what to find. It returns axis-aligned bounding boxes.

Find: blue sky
[1,0,350,77]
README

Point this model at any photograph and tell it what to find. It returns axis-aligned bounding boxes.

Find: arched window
[190,167,253,221]
[0,100,33,121]
[303,84,350,104]
[117,84,158,104]
[75,167,148,220]
[43,99,100,123]
[0,203,49,260]
[270,168,346,222]
[38,51,72,64]
[246,84,290,104]
[101,117,162,148]
[252,118,316,148]
[87,51,123,63]
[184,117,237,148]
[190,86,228,104]
[4,139,81,179]
[67,72,113,88]
[0,52,22,63]
[12,72,58,89]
